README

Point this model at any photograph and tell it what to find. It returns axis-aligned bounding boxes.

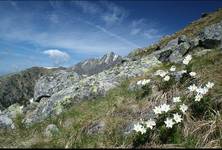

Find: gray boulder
[0,114,15,129]
[199,21,222,49]
[24,55,161,125]
[178,35,189,44]
[34,70,80,102]
[44,124,59,137]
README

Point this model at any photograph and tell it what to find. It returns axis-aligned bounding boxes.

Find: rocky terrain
[0,8,222,148]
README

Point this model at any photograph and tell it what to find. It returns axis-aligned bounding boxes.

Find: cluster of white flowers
[164,113,183,128]
[133,122,147,134]
[155,70,168,78]
[188,81,214,102]
[153,103,171,115]
[137,79,151,86]
[133,119,156,134]
[155,70,171,82]
[133,54,215,135]
[183,54,192,65]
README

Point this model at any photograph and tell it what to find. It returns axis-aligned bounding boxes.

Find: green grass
[0,49,222,148]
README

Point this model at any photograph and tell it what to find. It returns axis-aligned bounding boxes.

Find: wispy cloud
[130,18,163,41]
[143,28,162,39]
[72,0,101,14]
[100,1,128,25]
[84,20,139,48]
[73,0,127,26]
[43,49,70,66]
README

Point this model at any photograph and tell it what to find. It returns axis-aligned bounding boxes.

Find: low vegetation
[0,49,221,148]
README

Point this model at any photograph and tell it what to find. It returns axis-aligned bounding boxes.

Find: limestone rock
[44,124,59,137]
[199,21,222,49]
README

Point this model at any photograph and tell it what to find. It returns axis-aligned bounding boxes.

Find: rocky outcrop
[0,67,60,109]
[154,21,222,63]
[69,52,123,76]
[34,70,80,102]
[199,21,222,49]
[0,114,15,129]
[24,55,161,125]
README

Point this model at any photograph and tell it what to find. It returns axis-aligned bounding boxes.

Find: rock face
[24,55,161,124]
[0,67,59,109]
[70,52,123,76]
[0,114,15,129]
[34,70,80,102]
[154,21,222,63]
[199,21,222,49]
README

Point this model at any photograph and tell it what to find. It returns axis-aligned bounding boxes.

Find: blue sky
[0,0,222,75]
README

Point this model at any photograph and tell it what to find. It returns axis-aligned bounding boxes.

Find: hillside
[0,8,222,148]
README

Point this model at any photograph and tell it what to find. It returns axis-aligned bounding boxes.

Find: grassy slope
[129,8,222,58]
[0,49,222,148]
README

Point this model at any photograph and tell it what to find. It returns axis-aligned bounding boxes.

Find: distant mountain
[0,67,63,109]
[69,52,123,76]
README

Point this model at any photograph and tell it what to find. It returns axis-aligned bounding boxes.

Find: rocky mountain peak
[69,51,123,76]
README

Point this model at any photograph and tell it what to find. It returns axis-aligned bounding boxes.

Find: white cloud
[130,18,162,40]
[101,1,127,25]
[130,28,141,35]
[72,0,100,14]
[143,28,162,39]
[132,19,146,27]
[43,49,70,66]
[130,19,146,35]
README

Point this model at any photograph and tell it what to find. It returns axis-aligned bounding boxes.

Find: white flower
[170,65,176,72]
[206,82,214,89]
[137,80,142,85]
[180,104,188,114]
[153,106,162,115]
[195,94,203,102]
[137,79,151,86]
[141,79,151,85]
[133,123,146,134]
[160,103,170,113]
[163,75,170,81]
[188,84,197,92]
[196,87,208,95]
[29,98,34,103]
[155,70,168,77]
[173,97,181,103]
[173,113,183,123]
[183,55,192,65]
[164,118,175,128]
[144,119,156,129]
[180,70,187,74]
[189,72,196,77]
[19,105,24,112]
